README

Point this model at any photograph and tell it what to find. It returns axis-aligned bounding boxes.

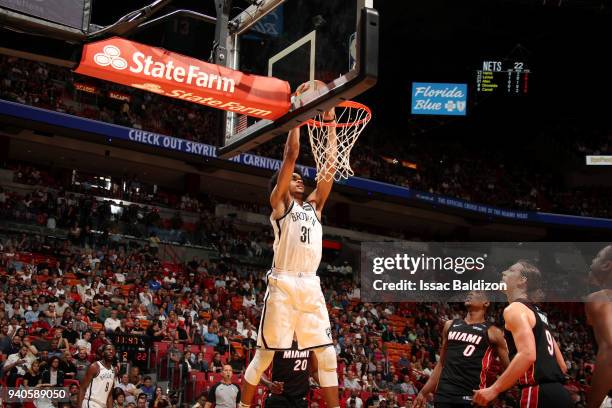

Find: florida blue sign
[411,82,467,116]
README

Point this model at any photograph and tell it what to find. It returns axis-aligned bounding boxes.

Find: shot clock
[111,334,150,366]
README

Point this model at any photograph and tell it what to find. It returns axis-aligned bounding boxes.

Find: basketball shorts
[519,383,572,408]
[257,271,332,350]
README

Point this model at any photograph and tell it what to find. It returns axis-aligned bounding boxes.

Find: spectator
[25,302,40,325]
[60,349,77,378]
[347,388,364,408]
[399,375,418,398]
[41,356,65,387]
[104,309,121,333]
[113,388,127,408]
[75,330,93,353]
[364,389,381,408]
[192,352,209,372]
[204,326,220,348]
[116,373,138,404]
[344,370,361,392]
[152,387,170,408]
[74,348,90,382]
[23,359,42,386]
[209,352,223,374]
[192,393,208,408]
[4,345,32,386]
[136,393,148,408]
[139,376,155,402]
[228,350,245,374]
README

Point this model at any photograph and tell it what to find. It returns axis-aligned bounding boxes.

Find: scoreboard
[112,334,150,367]
[476,60,530,95]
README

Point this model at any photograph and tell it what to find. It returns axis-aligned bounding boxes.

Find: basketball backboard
[217,0,378,158]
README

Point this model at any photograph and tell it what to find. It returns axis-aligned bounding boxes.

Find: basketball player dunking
[585,245,612,408]
[239,82,340,408]
[473,261,571,407]
[414,291,509,408]
[78,344,116,408]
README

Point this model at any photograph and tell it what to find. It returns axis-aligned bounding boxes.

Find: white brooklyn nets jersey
[271,200,322,274]
[83,361,115,408]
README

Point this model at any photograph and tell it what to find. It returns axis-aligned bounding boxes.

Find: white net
[306,101,371,182]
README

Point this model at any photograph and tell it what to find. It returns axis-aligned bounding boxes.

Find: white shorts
[257,271,332,350]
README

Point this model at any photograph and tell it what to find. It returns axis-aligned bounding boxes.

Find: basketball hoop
[306,100,372,182]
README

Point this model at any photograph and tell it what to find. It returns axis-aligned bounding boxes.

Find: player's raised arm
[270,126,300,216]
[306,107,336,216]
[472,302,536,406]
[488,325,510,370]
[414,320,452,408]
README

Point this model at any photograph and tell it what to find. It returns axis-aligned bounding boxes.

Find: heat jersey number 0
[463,344,476,357]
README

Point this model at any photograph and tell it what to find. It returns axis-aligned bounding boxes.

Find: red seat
[64,378,80,388]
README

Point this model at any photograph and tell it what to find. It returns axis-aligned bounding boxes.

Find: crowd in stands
[0,226,596,407]
[1,160,407,240]
[1,55,611,219]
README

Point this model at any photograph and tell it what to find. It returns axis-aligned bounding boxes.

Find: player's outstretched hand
[269,381,284,395]
[413,391,432,408]
[472,387,499,406]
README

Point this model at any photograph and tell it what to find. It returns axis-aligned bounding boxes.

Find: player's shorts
[519,383,572,408]
[434,403,472,408]
[265,395,308,408]
[257,270,332,350]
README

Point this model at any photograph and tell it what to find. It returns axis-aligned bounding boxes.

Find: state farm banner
[75,37,291,120]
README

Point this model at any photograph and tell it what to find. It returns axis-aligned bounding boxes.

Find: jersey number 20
[294,359,308,371]
[300,227,311,244]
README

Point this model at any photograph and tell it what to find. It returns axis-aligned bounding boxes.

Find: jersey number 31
[300,227,311,244]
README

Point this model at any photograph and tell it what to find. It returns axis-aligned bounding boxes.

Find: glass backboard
[218,0,378,158]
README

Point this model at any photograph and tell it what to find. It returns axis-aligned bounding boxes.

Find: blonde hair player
[239,81,341,408]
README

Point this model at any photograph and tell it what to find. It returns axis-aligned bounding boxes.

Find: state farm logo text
[94,46,128,70]
[92,44,236,94]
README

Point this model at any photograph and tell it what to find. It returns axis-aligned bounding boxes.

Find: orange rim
[306,100,372,128]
